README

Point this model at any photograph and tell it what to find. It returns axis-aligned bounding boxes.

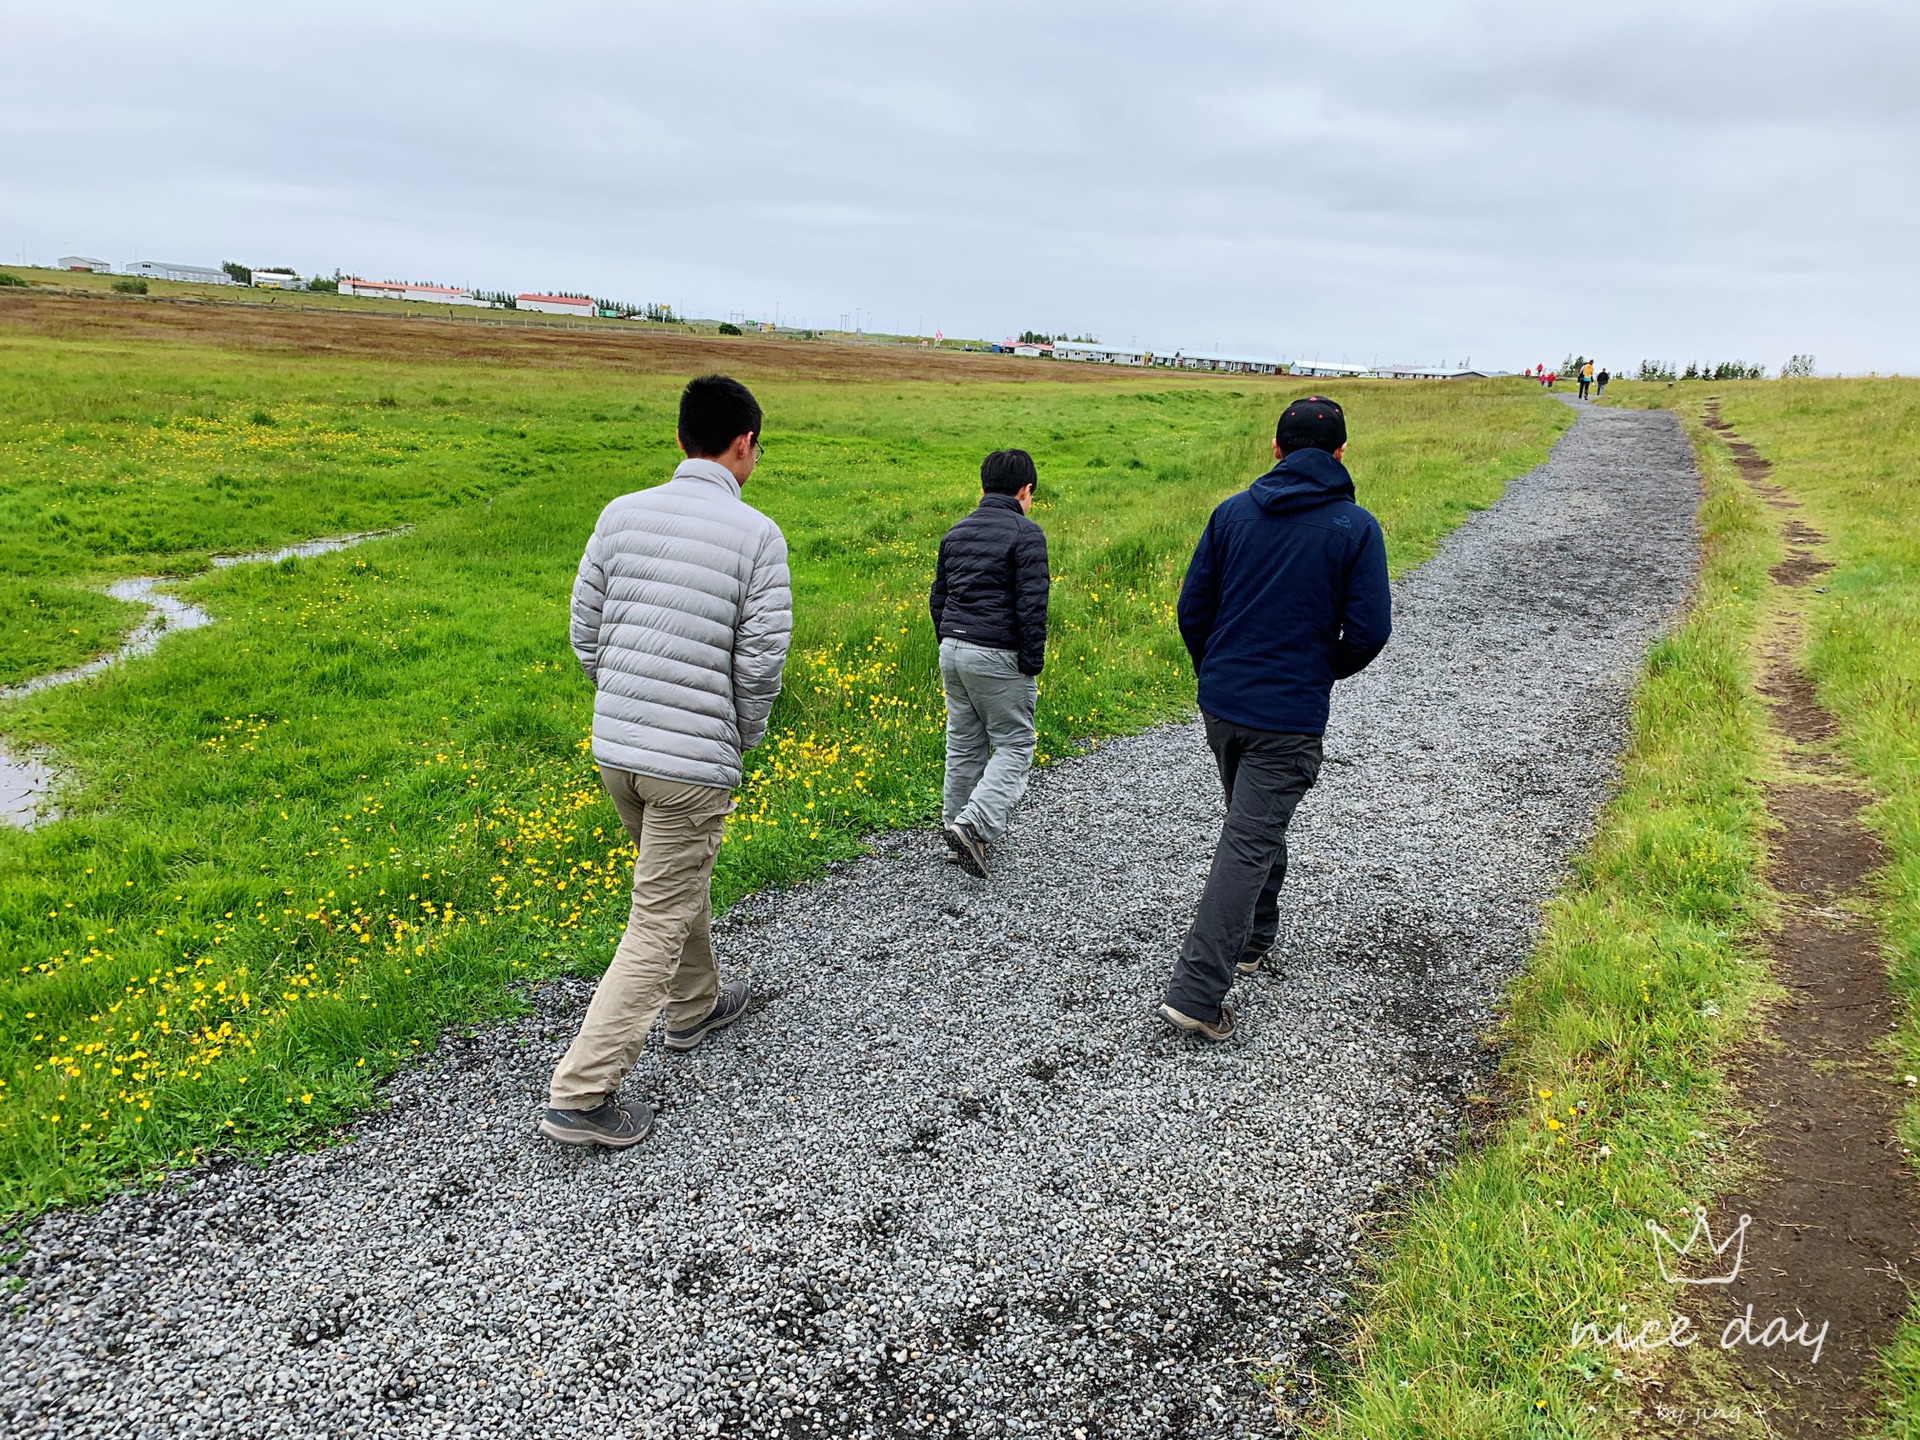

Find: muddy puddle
[0,528,406,828]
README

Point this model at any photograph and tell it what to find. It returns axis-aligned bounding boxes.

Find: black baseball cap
[1276,396,1347,454]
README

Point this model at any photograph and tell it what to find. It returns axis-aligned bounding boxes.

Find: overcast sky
[6,1,1914,373]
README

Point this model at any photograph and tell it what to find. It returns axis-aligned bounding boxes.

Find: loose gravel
[0,404,1699,1438]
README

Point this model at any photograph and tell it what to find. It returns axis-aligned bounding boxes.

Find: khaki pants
[547,766,734,1110]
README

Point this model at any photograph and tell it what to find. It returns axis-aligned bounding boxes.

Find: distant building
[338,278,488,305]
[1289,359,1375,378]
[122,260,232,285]
[1010,341,1053,358]
[1374,363,1492,380]
[1055,341,1150,366]
[1154,350,1284,375]
[517,293,595,317]
[252,269,304,290]
[58,256,112,273]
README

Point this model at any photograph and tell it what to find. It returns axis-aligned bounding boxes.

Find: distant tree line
[1015,331,1100,345]
[1634,359,1775,381]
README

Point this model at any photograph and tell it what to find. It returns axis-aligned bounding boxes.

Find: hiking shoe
[942,836,992,865]
[538,1097,655,1149]
[943,821,991,879]
[1156,999,1237,1043]
[664,976,752,1052]
[1236,950,1269,976]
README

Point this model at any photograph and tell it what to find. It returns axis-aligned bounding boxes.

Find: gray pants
[1163,717,1322,1023]
[939,638,1037,843]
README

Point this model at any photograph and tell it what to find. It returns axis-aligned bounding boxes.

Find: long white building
[338,278,489,305]
[517,293,596,317]
[1289,359,1374,378]
[58,256,112,273]
[121,260,232,284]
[1153,350,1285,375]
[1054,340,1150,366]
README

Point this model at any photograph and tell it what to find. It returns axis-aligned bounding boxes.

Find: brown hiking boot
[1156,999,1237,1043]
[1236,949,1269,976]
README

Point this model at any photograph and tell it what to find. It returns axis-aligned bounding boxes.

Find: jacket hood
[1248,448,1354,515]
[672,457,742,499]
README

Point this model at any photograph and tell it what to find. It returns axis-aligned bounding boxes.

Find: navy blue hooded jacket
[1177,448,1392,735]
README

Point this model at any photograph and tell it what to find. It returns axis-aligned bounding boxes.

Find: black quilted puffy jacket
[928,493,1051,675]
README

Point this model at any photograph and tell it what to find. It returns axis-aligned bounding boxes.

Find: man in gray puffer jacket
[541,375,792,1149]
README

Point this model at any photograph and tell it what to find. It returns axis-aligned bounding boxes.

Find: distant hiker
[1546,370,1557,389]
[1158,397,1391,1042]
[1578,362,1593,399]
[929,449,1050,879]
[1596,367,1611,398]
[541,375,792,1149]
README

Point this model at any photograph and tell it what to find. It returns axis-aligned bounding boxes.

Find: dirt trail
[1665,405,1920,1434]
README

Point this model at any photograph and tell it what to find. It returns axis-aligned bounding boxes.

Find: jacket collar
[1248,447,1355,515]
[672,458,742,499]
[978,492,1025,515]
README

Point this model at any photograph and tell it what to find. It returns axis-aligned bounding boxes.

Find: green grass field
[0,306,1571,1215]
[1316,378,1920,1435]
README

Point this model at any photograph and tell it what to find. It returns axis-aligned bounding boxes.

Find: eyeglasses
[752,439,764,461]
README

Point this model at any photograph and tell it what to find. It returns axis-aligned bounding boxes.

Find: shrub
[307,277,338,293]
[1781,353,1816,379]
[222,261,252,285]
[0,272,26,287]
[717,322,743,336]
[112,278,149,295]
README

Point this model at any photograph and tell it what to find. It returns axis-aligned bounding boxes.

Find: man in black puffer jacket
[929,449,1050,878]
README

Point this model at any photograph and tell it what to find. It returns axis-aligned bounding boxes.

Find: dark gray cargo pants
[1163,716,1323,1023]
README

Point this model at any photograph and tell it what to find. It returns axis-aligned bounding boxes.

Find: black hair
[981,448,1037,495]
[678,374,763,458]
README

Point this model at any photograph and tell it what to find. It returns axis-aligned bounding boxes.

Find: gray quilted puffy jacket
[570,459,793,789]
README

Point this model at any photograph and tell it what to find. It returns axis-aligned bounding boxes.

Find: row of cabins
[998,339,1489,379]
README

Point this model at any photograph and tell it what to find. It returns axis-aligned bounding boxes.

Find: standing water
[0,528,407,827]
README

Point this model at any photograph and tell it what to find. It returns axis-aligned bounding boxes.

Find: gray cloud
[5,0,1913,371]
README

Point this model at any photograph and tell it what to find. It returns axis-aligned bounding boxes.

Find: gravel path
[1,404,1699,1439]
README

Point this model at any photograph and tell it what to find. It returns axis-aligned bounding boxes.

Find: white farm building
[338,278,489,305]
[58,256,112,273]
[252,269,304,290]
[517,293,595,317]
[1054,340,1150,366]
[1375,363,1493,380]
[1154,350,1285,375]
[1289,359,1374,378]
[121,260,232,284]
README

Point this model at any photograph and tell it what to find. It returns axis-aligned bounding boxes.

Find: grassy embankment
[1317,378,1920,1435]
[0,316,1570,1214]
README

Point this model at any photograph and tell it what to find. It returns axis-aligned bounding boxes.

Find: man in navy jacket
[1158,396,1391,1041]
